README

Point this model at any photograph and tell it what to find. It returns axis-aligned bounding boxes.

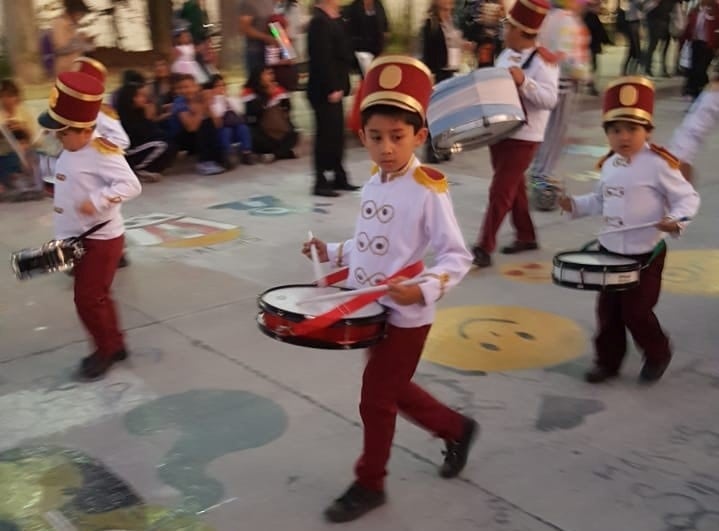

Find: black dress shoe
[78,352,116,381]
[471,246,492,268]
[324,483,386,523]
[81,348,128,370]
[334,183,360,191]
[584,366,619,384]
[118,254,130,268]
[639,358,670,384]
[313,187,340,197]
[440,417,479,478]
[500,241,539,254]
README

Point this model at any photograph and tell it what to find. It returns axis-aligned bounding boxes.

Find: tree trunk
[3,0,44,83]
[147,0,174,59]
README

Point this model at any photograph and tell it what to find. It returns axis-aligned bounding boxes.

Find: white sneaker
[195,161,225,175]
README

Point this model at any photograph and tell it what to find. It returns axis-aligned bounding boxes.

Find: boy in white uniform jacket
[302,56,475,523]
[559,76,700,385]
[38,71,141,381]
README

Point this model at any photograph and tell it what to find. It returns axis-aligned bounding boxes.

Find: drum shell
[427,67,526,153]
[42,176,55,197]
[552,251,641,292]
[10,239,81,280]
[256,284,389,350]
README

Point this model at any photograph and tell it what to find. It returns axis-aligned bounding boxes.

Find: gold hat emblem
[379,65,402,90]
[49,87,59,109]
[619,85,638,107]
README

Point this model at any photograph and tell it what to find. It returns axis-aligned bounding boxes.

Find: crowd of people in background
[1,0,718,201]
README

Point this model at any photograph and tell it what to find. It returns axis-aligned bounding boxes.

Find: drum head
[555,252,638,267]
[258,284,385,321]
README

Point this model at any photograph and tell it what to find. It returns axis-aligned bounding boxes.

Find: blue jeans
[219,124,253,152]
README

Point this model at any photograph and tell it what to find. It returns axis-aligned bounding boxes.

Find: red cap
[507,0,551,34]
[38,72,104,130]
[71,56,108,85]
[360,55,433,118]
[602,76,655,126]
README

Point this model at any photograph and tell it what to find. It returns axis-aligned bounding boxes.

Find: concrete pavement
[1,61,718,530]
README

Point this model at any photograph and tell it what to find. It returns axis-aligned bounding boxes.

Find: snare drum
[257,284,388,349]
[427,67,525,154]
[11,239,84,280]
[552,251,641,292]
[42,175,55,197]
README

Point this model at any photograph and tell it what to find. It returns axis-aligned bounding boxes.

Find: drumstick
[598,217,691,235]
[296,278,428,305]
[308,230,325,286]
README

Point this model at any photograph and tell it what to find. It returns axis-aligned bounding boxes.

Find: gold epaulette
[413,166,448,193]
[371,164,379,175]
[91,137,123,156]
[596,150,614,170]
[100,103,119,120]
[650,143,680,170]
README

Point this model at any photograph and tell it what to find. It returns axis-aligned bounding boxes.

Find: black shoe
[584,366,619,384]
[241,152,257,165]
[313,187,340,197]
[500,241,539,254]
[471,246,492,268]
[323,483,386,523]
[78,352,116,381]
[638,358,670,384]
[118,254,130,268]
[440,417,479,478]
[334,182,360,191]
[81,348,128,370]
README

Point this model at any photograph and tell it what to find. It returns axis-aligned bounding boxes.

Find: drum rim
[552,251,640,273]
[257,283,389,325]
[551,277,640,292]
[431,113,526,150]
[257,316,386,350]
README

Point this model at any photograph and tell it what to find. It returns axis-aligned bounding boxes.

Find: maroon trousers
[73,236,126,358]
[477,138,539,253]
[594,246,671,371]
[354,324,465,492]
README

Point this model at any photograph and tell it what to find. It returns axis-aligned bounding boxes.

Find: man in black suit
[306,0,359,197]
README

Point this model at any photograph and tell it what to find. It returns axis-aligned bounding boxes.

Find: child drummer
[302,56,476,523]
[558,76,700,385]
[38,71,142,380]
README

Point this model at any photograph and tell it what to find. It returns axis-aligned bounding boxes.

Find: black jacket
[421,17,450,76]
[306,7,352,105]
[342,0,389,57]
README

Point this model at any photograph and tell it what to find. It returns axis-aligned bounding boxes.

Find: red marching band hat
[506,0,551,34]
[38,71,104,131]
[602,76,655,126]
[359,55,434,119]
[71,56,108,85]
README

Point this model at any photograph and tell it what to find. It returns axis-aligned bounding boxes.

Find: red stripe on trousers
[477,138,539,253]
[73,236,125,358]
[354,324,465,492]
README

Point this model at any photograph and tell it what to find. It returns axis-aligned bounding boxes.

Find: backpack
[40,30,54,76]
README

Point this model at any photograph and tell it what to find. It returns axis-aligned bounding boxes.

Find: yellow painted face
[422,306,586,372]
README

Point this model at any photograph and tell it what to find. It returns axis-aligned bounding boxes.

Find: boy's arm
[668,89,719,165]
[419,191,473,304]
[97,111,130,150]
[656,160,700,232]
[516,56,559,111]
[570,181,604,219]
[326,239,355,268]
[89,149,142,212]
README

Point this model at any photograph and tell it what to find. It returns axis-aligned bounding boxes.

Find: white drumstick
[308,230,325,286]
[297,278,427,305]
[598,217,690,235]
